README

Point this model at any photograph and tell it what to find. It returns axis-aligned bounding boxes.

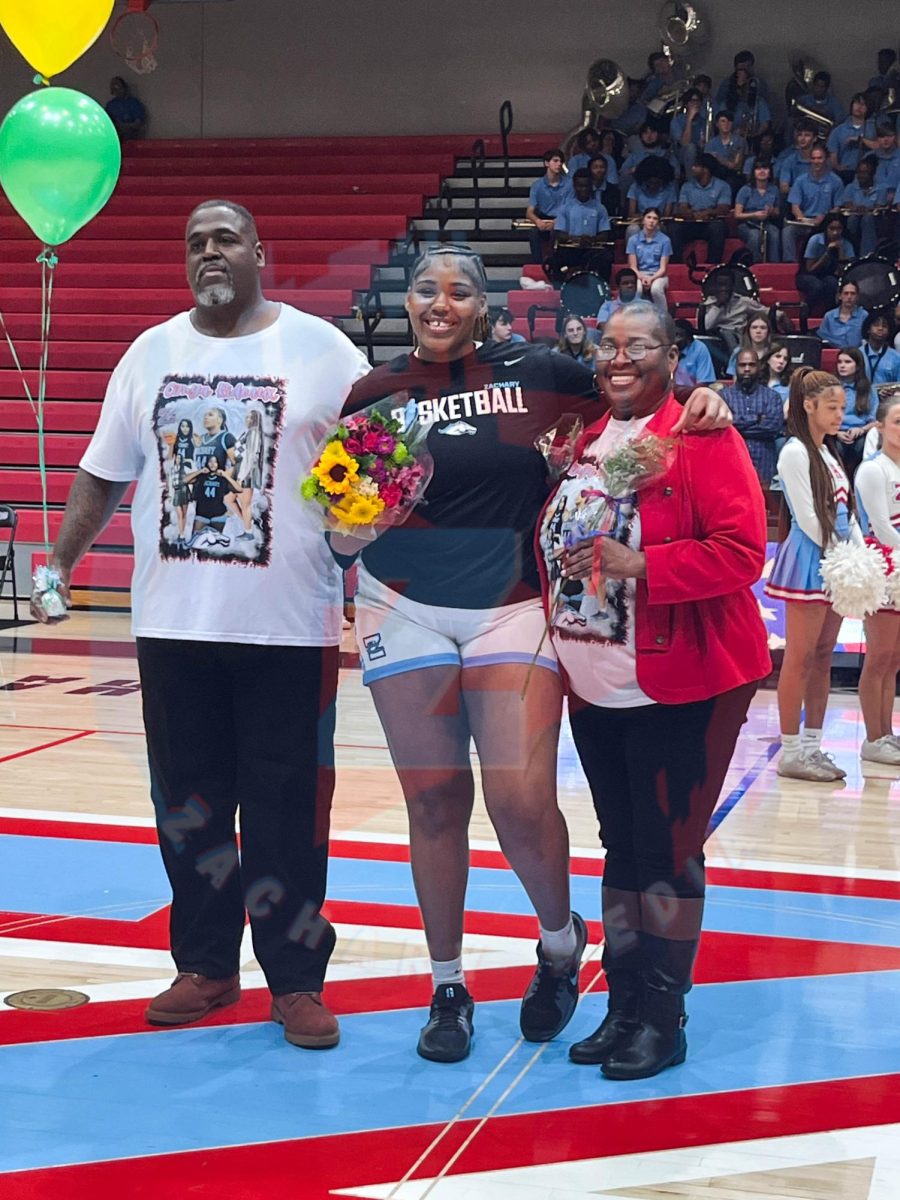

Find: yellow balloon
[0,0,114,81]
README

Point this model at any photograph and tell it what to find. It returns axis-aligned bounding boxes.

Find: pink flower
[375,433,396,456]
[344,437,364,456]
[379,482,403,509]
[362,431,382,453]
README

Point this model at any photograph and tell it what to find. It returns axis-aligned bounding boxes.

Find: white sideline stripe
[3,809,897,882]
[0,806,156,828]
[333,1123,900,1199]
[0,945,536,1009]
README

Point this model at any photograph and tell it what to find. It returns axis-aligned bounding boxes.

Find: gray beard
[196,283,236,307]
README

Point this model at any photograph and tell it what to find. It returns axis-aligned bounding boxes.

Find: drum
[700,261,760,301]
[560,270,610,317]
[839,256,900,312]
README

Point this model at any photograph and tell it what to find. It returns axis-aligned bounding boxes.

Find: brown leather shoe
[145,972,241,1026]
[271,992,340,1048]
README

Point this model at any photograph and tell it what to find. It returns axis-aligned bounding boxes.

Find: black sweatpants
[136,637,339,995]
[569,683,756,951]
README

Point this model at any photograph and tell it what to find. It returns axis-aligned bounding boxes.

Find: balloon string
[0,311,37,419]
[37,247,58,559]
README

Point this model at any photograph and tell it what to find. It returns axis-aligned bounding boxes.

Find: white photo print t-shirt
[540,415,654,708]
[80,305,371,645]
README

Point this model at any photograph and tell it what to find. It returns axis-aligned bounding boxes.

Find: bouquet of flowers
[558,432,674,597]
[523,430,674,697]
[300,397,433,538]
[534,414,585,480]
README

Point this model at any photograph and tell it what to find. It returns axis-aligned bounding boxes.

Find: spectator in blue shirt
[777,121,818,194]
[743,130,779,179]
[553,313,597,365]
[827,95,879,178]
[760,342,791,406]
[862,314,900,385]
[670,88,708,173]
[783,146,845,261]
[620,124,679,193]
[839,157,887,257]
[734,162,782,261]
[795,72,845,129]
[525,148,570,264]
[716,51,770,109]
[725,314,773,377]
[705,111,747,192]
[587,155,622,217]
[674,319,716,383]
[835,347,877,475]
[626,208,672,311]
[720,349,785,484]
[105,76,147,140]
[796,213,854,315]
[613,79,649,139]
[550,170,613,282]
[568,128,620,186]
[869,50,898,95]
[625,156,677,236]
[672,154,731,263]
[596,267,639,328]
[488,307,526,346]
[818,280,868,348]
[873,126,900,201]
[641,51,676,103]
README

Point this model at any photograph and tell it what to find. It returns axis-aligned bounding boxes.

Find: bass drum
[700,261,759,301]
[560,270,610,318]
[839,256,900,313]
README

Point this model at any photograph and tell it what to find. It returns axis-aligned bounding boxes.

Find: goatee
[197,284,236,307]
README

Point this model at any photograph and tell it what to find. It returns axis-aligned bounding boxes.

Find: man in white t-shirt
[30,200,371,1049]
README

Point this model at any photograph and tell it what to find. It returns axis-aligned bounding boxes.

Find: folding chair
[0,504,19,623]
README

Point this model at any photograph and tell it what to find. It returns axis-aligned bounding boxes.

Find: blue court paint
[0,835,167,921]
[2,836,898,948]
[0,971,898,1173]
[706,741,781,836]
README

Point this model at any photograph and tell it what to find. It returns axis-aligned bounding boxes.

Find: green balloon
[0,87,121,246]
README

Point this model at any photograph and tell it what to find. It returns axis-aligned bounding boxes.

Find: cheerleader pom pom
[821,541,887,618]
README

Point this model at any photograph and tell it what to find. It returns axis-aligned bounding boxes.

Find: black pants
[569,683,756,985]
[136,637,339,995]
[672,219,726,265]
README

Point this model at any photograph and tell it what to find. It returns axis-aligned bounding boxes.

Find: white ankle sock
[781,733,802,756]
[431,956,465,988]
[802,728,823,750]
[539,915,577,963]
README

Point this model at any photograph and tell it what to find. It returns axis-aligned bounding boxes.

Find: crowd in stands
[517,44,900,485]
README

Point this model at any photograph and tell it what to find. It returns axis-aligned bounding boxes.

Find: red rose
[362,431,382,453]
[344,437,364,455]
[379,482,403,508]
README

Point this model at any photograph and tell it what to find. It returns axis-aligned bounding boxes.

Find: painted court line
[0,730,95,765]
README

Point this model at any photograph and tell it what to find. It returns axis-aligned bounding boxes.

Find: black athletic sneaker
[519,912,588,1042]
[417,983,475,1063]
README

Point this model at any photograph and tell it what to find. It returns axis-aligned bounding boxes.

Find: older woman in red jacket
[537,302,770,1081]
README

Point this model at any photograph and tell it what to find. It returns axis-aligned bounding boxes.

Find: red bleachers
[5,133,577,599]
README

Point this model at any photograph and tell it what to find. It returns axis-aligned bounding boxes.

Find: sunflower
[312,441,359,495]
[330,490,385,526]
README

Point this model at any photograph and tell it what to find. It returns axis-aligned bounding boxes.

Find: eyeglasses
[596,342,666,361]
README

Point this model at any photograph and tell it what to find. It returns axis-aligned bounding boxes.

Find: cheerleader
[766,368,863,782]
[853,392,900,765]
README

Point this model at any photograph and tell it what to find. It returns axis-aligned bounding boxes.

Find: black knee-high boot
[601,932,697,1081]
[569,888,642,1065]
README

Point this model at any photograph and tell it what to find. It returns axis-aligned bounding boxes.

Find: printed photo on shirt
[152,374,285,566]
[541,462,637,645]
